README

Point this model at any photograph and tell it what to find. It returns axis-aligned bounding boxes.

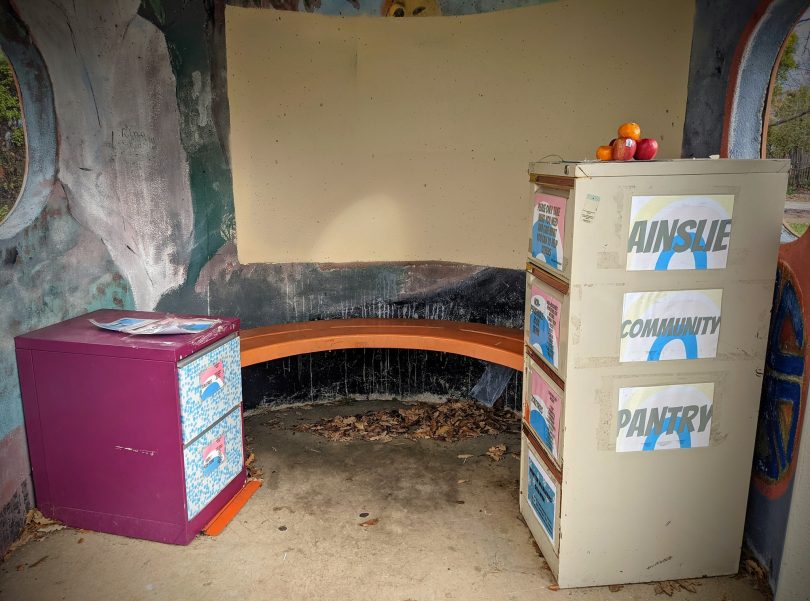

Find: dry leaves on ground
[486,444,507,461]
[295,400,517,443]
[2,509,66,562]
[244,447,264,482]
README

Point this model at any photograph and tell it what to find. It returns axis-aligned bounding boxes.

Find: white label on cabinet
[524,364,562,462]
[527,448,557,544]
[627,195,734,271]
[531,192,566,270]
[528,286,562,369]
[617,383,714,452]
[620,289,723,362]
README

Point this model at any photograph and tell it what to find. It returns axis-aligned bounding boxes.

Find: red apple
[634,138,659,160]
[611,137,637,161]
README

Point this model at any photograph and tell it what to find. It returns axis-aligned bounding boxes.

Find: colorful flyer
[524,364,562,461]
[527,448,557,545]
[199,361,225,400]
[616,383,714,452]
[90,316,218,335]
[531,192,567,270]
[620,289,723,363]
[202,435,226,477]
[528,286,562,369]
[627,194,734,271]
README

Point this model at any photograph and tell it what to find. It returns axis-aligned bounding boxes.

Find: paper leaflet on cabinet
[616,383,714,452]
[532,192,566,270]
[527,448,557,544]
[528,286,561,369]
[90,316,219,335]
[627,194,734,271]
[620,289,722,362]
[524,364,562,460]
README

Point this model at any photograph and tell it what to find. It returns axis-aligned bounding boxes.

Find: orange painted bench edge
[239,318,524,371]
[213,319,522,536]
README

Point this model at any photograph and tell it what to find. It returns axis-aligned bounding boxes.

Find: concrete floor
[1,399,768,601]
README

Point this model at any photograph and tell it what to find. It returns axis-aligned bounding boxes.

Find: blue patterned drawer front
[184,407,243,520]
[178,336,242,443]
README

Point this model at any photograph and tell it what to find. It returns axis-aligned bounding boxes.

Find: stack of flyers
[90,316,219,335]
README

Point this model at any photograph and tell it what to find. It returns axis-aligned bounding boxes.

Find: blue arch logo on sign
[627,195,734,272]
[620,289,723,363]
[616,383,714,452]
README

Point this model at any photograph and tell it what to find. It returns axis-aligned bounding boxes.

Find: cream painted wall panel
[226,1,694,266]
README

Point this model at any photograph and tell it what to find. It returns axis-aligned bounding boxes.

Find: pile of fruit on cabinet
[520,159,788,588]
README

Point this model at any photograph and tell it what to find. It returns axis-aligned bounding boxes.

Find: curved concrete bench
[240,318,523,371]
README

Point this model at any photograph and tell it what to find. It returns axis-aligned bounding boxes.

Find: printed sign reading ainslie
[620,289,723,362]
[527,448,558,544]
[616,383,714,452]
[532,192,566,270]
[524,365,562,461]
[529,286,562,369]
[627,194,734,271]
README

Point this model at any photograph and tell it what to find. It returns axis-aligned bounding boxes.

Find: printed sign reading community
[620,289,723,362]
[616,383,714,452]
[627,194,734,271]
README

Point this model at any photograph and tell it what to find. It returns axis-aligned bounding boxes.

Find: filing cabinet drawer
[183,406,244,520]
[177,334,242,443]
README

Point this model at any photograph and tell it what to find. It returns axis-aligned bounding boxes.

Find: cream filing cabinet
[518,159,789,587]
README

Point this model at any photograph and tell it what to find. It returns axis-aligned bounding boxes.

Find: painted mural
[745,242,810,592]
[0,0,526,555]
[231,0,556,17]
[0,2,804,586]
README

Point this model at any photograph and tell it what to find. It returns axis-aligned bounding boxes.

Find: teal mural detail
[138,0,235,290]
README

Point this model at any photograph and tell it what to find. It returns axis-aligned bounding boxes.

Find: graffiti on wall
[0,0,530,555]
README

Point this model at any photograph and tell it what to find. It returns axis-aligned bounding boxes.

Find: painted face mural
[382,0,441,16]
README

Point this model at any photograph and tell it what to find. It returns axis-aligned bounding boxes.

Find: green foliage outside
[767,32,810,189]
[788,223,809,237]
[774,32,798,98]
[0,51,25,222]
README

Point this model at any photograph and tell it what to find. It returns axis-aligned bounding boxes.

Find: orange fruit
[618,122,641,141]
[596,145,613,160]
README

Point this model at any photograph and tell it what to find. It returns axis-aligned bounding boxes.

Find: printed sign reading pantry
[627,194,734,271]
[616,383,714,452]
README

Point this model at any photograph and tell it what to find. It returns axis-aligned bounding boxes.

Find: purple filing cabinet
[15,309,247,545]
